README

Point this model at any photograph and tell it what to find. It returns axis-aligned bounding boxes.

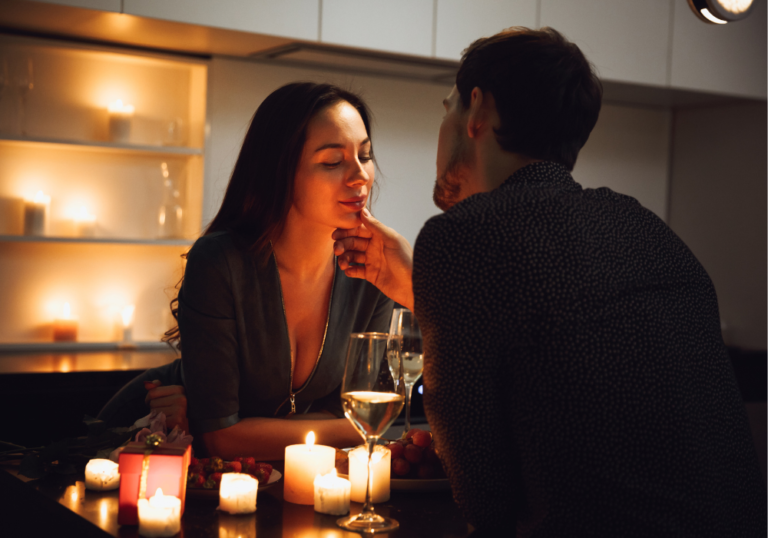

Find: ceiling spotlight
[688,0,756,24]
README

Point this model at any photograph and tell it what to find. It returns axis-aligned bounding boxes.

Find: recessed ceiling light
[687,0,756,24]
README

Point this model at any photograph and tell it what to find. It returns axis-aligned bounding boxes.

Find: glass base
[337,512,400,534]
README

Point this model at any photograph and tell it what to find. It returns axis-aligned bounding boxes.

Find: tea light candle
[284,431,335,505]
[349,445,391,503]
[137,488,181,537]
[85,458,121,491]
[72,206,96,237]
[314,468,350,515]
[53,302,78,342]
[108,100,134,143]
[24,190,49,236]
[219,472,258,514]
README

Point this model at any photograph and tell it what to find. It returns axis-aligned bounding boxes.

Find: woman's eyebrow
[313,137,371,153]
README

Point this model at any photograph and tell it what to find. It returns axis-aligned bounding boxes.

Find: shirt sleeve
[178,236,241,435]
[413,215,522,531]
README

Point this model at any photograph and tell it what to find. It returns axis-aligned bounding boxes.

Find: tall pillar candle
[283,431,335,505]
[349,445,391,503]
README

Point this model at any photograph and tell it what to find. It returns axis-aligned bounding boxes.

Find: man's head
[434,27,602,210]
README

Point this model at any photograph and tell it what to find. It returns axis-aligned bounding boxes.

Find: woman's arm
[202,416,362,460]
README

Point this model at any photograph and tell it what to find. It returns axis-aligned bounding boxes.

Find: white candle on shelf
[284,431,335,505]
[24,190,49,236]
[219,473,258,514]
[53,302,78,342]
[108,100,134,143]
[73,206,96,237]
[121,304,135,343]
[84,458,120,491]
[314,468,350,515]
[349,445,391,503]
[137,488,181,537]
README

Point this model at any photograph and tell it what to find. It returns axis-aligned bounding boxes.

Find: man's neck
[474,149,543,193]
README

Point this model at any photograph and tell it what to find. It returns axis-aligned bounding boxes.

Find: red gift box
[117,442,191,525]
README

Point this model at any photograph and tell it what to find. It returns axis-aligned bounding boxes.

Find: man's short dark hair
[456,27,602,171]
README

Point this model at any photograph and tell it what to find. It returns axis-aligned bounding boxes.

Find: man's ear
[466,87,487,139]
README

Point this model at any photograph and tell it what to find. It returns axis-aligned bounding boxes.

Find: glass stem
[361,437,377,517]
[404,383,414,434]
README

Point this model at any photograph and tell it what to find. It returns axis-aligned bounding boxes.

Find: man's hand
[332,208,414,311]
[144,380,189,434]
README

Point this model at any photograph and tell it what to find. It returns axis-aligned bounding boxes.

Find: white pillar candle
[283,431,335,505]
[24,190,49,236]
[121,305,135,342]
[314,468,350,515]
[138,488,181,537]
[219,472,258,514]
[84,458,120,491]
[349,445,391,503]
[108,100,134,143]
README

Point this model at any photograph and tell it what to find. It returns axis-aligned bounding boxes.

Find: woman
[99,82,393,460]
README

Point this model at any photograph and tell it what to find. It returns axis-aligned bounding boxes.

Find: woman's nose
[346,159,371,186]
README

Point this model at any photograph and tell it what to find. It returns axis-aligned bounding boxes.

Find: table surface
[3,457,473,538]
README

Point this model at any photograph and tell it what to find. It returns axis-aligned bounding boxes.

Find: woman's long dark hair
[163,82,376,349]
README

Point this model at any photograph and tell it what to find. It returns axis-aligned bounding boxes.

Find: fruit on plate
[187,456,272,489]
[388,428,446,479]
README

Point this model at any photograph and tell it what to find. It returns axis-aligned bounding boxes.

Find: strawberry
[206,457,224,473]
[188,463,204,475]
[202,478,216,489]
[225,461,242,473]
[188,472,205,488]
[189,456,199,467]
[249,462,273,484]
[233,457,244,463]
[210,472,223,486]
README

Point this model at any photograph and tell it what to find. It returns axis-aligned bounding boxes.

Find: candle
[284,431,335,505]
[85,458,121,491]
[24,190,49,236]
[219,472,258,514]
[349,445,391,503]
[108,99,134,143]
[72,206,96,237]
[121,305,135,342]
[137,488,181,537]
[314,468,350,515]
[53,302,78,342]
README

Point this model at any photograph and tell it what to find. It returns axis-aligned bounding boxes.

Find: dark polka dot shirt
[413,162,765,537]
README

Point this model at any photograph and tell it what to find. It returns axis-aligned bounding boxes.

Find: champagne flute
[389,308,423,435]
[338,332,405,534]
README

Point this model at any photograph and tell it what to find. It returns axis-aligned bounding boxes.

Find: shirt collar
[501,161,577,190]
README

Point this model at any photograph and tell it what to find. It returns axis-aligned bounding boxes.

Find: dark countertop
[2,460,474,538]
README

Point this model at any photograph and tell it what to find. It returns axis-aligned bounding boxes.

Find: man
[333,27,765,536]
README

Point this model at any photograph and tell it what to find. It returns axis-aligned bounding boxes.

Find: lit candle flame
[108,99,135,114]
[121,305,135,328]
[306,431,315,448]
[63,302,71,320]
[32,190,50,204]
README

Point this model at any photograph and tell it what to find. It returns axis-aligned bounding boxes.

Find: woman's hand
[332,208,414,310]
[144,379,189,434]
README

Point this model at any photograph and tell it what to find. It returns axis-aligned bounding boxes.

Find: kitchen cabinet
[21,0,120,12]
[320,0,434,57]
[540,0,672,87]
[435,0,537,61]
[670,0,766,99]
[0,34,207,346]
[123,0,320,41]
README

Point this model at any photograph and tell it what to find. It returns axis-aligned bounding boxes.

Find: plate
[187,469,282,499]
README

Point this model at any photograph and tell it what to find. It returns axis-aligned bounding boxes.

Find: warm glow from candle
[73,206,96,223]
[63,302,72,320]
[121,305,135,327]
[108,99,135,114]
[306,431,315,448]
[31,190,50,204]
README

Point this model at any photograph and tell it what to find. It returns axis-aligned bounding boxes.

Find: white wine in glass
[389,308,423,434]
[338,332,405,534]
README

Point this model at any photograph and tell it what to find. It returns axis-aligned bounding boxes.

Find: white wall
[206,59,673,249]
[668,102,767,350]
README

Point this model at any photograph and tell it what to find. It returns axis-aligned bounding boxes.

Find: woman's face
[292,101,374,230]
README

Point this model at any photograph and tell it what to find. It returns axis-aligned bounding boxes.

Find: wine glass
[338,332,405,534]
[388,308,423,435]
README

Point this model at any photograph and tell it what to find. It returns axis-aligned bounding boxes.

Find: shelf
[0,341,173,354]
[0,235,194,246]
[0,134,203,156]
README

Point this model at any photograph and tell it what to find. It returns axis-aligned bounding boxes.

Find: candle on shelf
[108,99,134,143]
[72,206,96,237]
[53,302,78,342]
[284,431,335,505]
[121,305,135,343]
[85,458,121,491]
[137,488,181,537]
[219,472,258,514]
[349,445,391,503]
[24,190,49,236]
[314,468,350,515]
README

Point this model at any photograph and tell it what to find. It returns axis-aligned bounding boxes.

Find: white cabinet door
[123,0,320,41]
[321,0,433,57]
[435,0,537,60]
[670,0,766,99]
[23,0,120,11]
[541,0,672,87]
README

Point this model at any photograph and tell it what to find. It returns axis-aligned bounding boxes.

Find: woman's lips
[339,196,366,210]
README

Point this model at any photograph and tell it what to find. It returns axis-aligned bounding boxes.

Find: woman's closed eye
[322,155,372,168]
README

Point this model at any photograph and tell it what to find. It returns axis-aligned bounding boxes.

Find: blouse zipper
[274,253,336,417]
